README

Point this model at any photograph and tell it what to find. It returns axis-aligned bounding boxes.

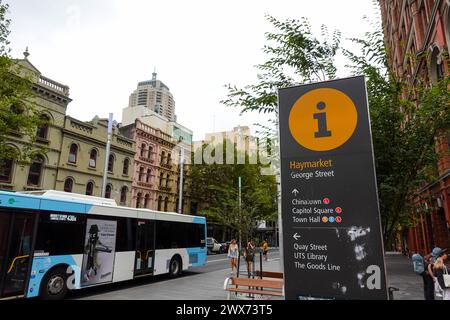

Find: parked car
[220,241,231,254]
[206,237,222,254]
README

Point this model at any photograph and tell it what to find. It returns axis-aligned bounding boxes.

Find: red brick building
[380,0,450,254]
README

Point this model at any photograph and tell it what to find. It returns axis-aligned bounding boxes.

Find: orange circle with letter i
[289,88,358,151]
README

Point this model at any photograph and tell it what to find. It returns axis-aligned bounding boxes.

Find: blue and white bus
[0,190,207,299]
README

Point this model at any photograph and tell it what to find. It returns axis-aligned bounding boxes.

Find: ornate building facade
[380,0,450,254]
[56,116,135,207]
[0,51,135,207]
[119,119,192,213]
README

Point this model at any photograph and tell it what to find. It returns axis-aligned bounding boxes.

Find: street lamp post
[178,148,185,214]
[101,113,113,198]
[238,176,242,249]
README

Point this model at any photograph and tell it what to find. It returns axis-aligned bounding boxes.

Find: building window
[139,167,145,181]
[36,114,50,139]
[161,151,166,164]
[120,186,128,204]
[159,172,164,187]
[146,169,151,183]
[123,158,130,175]
[64,178,73,192]
[167,153,171,165]
[140,143,146,157]
[68,144,78,164]
[157,196,163,211]
[166,174,170,188]
[27,156,44,186]
[148,146,153,159]
[89,149,97,168]
[105,184,112,198]
[136,192,142,208]
[164,197,169,212]
[108,155,114,172]
[144,194,150,208]
[0,158,13,183]
[86,182,94,196]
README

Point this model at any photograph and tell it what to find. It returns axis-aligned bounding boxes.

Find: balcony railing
[38,75,70,96]
[139,156,155,164]
[161,163,172,170]
[137,181,153,188]
[159,186,171,192]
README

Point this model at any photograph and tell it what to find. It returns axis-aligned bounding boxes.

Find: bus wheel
[169,256,181,278]
[40,267,69,300]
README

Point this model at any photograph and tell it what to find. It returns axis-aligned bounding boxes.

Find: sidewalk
[385,252,424,300]
[79,253,426,300]
[80,258,282,300]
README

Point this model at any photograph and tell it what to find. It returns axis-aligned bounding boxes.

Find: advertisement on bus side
[81,219,117,286]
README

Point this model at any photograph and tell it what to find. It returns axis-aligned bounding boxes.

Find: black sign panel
[278,76,388,300]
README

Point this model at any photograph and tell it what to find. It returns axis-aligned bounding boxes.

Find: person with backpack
[429,247,445,298]
[433,251,449,300]
[413,252,434,300]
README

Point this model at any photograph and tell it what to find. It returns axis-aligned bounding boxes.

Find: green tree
[0,0,46,166]
[189,141,277,246]
[222,14,450,249]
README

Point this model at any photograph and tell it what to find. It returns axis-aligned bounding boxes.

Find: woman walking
[244,240,256,277]
[433,251,449,300]
[228,239,239,275]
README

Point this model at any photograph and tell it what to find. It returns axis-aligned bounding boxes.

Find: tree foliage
[189,141,278,244]
[223,14,450,249]
[0,0,46,165]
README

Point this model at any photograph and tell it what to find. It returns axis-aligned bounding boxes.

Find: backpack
[412,253,425,275]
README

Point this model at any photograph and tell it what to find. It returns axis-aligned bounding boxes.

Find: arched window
[139,167,145,181]
[123,158,130,175]
[164,197,169,212]
[86,182,94,196]
[64,178,73,192]
[120,186,128,204]
[167,153,172,165]
[148,145,153,159]
[159,172,164,187]
[157,196,163,211]
[136,192,142,208]
[68,144,78,164]
[27,155,44,186]
[144,194,150,208]
[140,143,146,157]
[105,184,112,198]
[0,158,14,183]
[89,149,97,168]
[430,46,445,83]
[166,174,170,188]
[146,169,151,183]
[36,114,50,139]
[107,154,114,172]
[161,151,166,164]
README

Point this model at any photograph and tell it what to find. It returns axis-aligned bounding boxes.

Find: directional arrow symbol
[292,189,299,196]
[293,233,301,240]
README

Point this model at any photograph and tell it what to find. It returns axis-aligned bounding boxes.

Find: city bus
[0,190,207,300]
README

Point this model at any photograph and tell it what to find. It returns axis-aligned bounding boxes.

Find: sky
[7,0,380,140]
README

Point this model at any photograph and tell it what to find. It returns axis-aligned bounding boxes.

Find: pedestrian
[261,240,269,261]
[430,247,445,298]
[244,240,255,276]
[227,239,239,275]
[422,254,435,300]
[433,250,449,300]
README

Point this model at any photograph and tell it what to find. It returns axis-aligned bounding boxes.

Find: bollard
[388,286,399,300]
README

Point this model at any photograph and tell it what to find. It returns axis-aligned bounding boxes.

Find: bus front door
[134,221,155,277]
[0,211,36,299]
